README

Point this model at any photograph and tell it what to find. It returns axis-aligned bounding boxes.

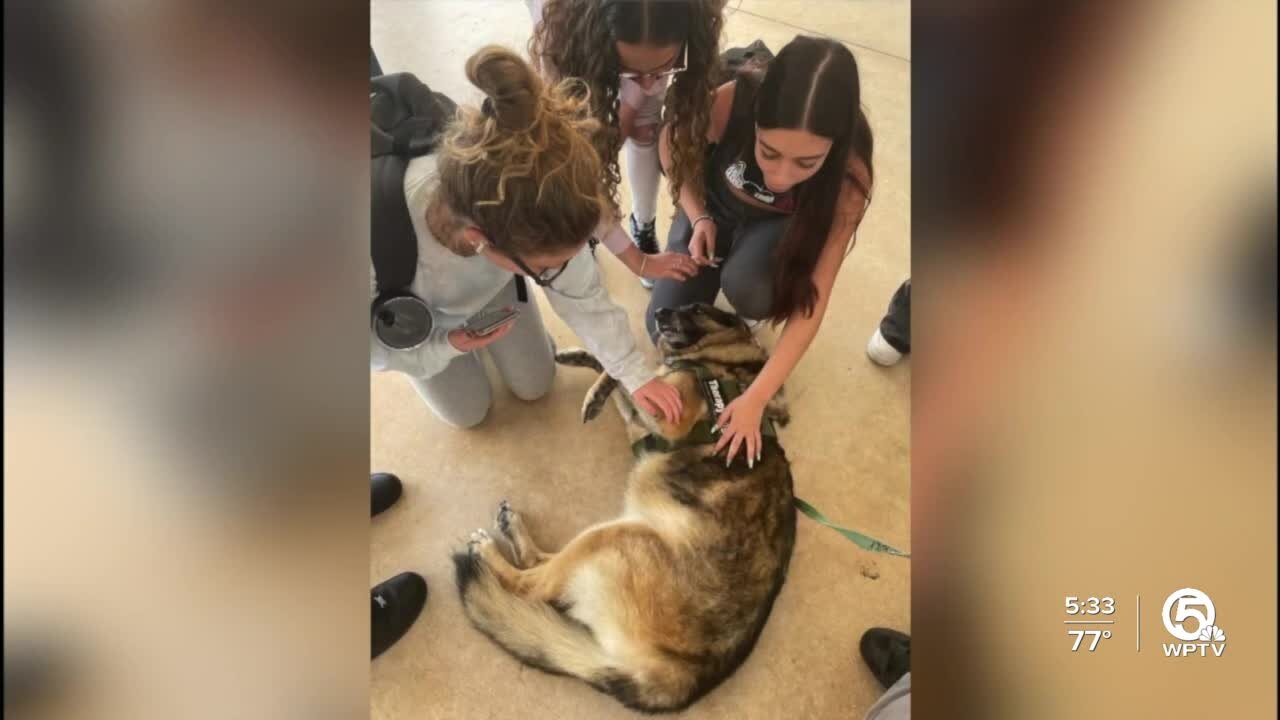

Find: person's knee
[436,401,490,429]
[419,384,492,428]
[721,271,773,320]
[509,363,555,402]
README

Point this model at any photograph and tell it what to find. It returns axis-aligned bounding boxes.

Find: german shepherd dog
[452,303,795,713]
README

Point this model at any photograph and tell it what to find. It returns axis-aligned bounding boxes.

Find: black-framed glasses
[619,44,687,82]
[472,226,581,289]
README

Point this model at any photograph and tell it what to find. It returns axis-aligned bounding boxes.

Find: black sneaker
[630,214,659,289]
[371,472,402,518]
[859,627,911,690]
[630,214,659,255]
[372,572,428,660]
[5,632,72,713]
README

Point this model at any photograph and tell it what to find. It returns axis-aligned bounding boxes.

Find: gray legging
[409,278,555,429]
[645,208,790,339]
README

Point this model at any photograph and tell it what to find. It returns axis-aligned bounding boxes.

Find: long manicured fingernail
[748,458,754,470]
[725,456,731,468]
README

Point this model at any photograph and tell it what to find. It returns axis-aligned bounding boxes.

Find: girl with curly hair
[647,36,876,465]
[371,46,683,428]
[528,0,726,289]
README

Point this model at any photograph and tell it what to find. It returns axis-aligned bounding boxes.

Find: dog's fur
[452,304,795,713]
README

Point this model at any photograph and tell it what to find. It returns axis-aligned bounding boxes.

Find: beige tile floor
[371,2,910,717]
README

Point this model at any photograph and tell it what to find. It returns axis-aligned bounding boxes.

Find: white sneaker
[866,328,904,367]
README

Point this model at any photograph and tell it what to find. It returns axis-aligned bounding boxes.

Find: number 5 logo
[1162,588,1216,642]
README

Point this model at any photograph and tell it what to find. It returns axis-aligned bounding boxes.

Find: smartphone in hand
[465,307,520,337]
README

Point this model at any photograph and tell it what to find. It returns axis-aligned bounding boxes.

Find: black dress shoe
[371,473,402,517]
[372,572,428,660]
[859,627,911,690]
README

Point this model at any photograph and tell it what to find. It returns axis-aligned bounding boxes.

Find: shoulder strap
[371,153,417,297]
[717,75,759,161]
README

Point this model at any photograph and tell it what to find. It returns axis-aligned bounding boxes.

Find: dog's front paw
[467,528,493,556]
[495,500,515,538]
[581,374,618,423]
[582,395,608,423]
[554,349,604,372]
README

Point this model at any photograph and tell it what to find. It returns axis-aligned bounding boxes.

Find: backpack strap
[370,72,456,301]
[371,152,417,299]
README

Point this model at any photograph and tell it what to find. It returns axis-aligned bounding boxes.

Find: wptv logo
[1160,588,1227,658]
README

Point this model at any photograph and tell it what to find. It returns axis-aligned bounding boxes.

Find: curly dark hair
[529,0,726,216]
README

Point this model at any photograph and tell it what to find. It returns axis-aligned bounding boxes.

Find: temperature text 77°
[1068,630,1112,652]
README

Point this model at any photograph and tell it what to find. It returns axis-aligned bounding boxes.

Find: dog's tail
[452,551,690,712]
[555,348,620,423]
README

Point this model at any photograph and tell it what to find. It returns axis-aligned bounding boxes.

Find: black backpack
[369,72,456,349]
[716,39,774,85]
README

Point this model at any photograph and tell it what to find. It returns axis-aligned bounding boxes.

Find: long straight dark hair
[723,36,874,323]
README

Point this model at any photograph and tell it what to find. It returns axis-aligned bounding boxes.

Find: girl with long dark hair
[648,35,876,464]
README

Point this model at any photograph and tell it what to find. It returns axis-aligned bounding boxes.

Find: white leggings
[625,136,661,224]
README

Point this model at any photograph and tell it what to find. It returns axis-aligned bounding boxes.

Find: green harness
[629,359,910,559]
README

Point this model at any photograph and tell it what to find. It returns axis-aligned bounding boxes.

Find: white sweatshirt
[369,154,656,393]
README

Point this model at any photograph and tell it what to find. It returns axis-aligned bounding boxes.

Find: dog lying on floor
[452,303,796,713]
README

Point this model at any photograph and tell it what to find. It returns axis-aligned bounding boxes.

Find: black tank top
[706,77,798,221]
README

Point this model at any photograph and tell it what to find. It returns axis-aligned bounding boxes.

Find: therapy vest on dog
[630,360,778,457]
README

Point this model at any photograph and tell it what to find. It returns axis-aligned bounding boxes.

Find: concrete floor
[370,1,910,717]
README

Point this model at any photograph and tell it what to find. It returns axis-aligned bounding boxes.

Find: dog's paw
[467,528,493,556]
[554,349,604,372]
[495,500,516,538]
[582,394,608,423]
[581,375,618,423]
[766,397,791,428]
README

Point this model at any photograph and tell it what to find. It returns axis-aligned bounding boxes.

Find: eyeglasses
[618,44,687,82]
[473,231,573,288]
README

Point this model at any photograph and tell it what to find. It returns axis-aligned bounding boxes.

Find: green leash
[793,497,910,558]
[632,359,910,559]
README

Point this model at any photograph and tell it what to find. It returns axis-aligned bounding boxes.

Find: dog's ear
[582,373,619,423]
[764,391,790,427]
